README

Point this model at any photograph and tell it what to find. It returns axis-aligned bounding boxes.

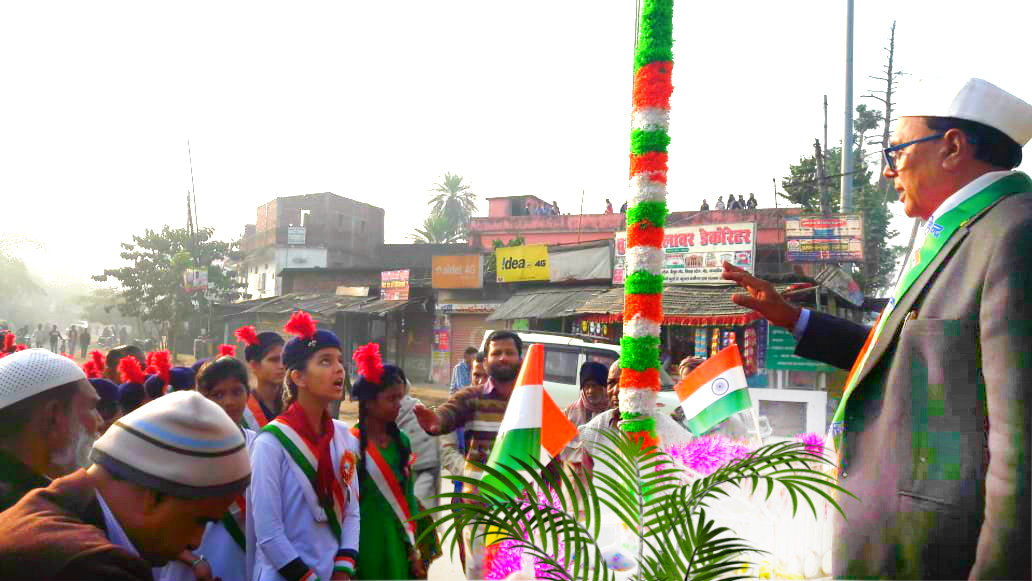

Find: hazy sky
[2,0,1029,285]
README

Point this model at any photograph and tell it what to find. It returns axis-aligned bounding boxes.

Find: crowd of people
[0,322,132,358]
[0,314,444,581]
[0,313,708,581]
[0,309,682,581]
[700,193,758,211]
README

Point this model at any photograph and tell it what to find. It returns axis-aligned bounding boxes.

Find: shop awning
[487,286,610,321]
[224,293,423,318]
[575,283,792,326]
[229,293,372,317]
[342,298,423,316]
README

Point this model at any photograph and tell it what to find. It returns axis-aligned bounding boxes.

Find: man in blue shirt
[449,346,478,394]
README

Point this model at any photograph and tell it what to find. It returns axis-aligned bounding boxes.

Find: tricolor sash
[220,494,247,551]
[829,172,1032,461]
[263,419,347,541]
[243,395,271,430]
[350,427,417,547]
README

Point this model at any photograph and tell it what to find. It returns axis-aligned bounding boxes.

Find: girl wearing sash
[236,325,286,430]
[248,311,360,581]
[156,347,256,581]
[350,343,439,579]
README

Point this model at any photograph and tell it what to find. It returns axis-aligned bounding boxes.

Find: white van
[478,330,684,420]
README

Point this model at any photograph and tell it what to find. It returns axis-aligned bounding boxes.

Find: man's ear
[39,398,70,443]
[941,128,968,171]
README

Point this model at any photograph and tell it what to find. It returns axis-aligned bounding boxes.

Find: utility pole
[815,139,829,215]
[840,0,855,213]
[823,95,829,158]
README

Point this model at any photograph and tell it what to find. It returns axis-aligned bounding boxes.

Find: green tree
[428,172,477,239]
[779,106,904,295]
[409,213,461,244]
[94,226,244,356]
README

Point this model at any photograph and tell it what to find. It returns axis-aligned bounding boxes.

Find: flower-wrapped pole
[620,0,674,449]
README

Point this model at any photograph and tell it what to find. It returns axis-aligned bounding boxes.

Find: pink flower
[796,432,825,455]
[666,435,752,476]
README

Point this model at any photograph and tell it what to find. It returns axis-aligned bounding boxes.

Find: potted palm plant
[415,430,851,581]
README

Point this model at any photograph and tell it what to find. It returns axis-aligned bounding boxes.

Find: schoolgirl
[247,312,360,581]
[349,344,439,579]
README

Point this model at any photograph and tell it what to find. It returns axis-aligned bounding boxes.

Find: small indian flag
[675,345,753,436]
[481,343,577,499]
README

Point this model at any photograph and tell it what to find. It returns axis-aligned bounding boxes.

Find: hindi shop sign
[785,214,865,263]
[495,244,550,283]
[380,269,410,301]
[432,255,483,289]
[614,222,756,284]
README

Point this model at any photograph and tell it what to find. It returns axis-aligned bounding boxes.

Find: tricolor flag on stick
[675,345,753,436]
[481,344,578,498]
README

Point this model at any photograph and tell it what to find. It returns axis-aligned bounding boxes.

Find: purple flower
[485,488,567,579]
[666,435,752,476]
[796,432,825,455]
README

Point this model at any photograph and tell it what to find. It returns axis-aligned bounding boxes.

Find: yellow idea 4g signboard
[495,244,550,282]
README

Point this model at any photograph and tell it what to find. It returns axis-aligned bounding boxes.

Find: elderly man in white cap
[0,391,251,581]
[0,349,101,512]
[723,78,1032,579]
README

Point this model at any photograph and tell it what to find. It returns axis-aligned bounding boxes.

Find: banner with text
[785,214,865,262]
[183,269,209,293]
[432,255,483,289]
[380,269,410,301]
[614,222,756,284]
[496,245,550,283]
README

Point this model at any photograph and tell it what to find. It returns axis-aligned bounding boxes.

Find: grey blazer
[796,190,1032,579]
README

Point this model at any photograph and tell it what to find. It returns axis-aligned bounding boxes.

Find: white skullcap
[0,349,86,411]
[91,391,251,499]
[900,78,1032,146]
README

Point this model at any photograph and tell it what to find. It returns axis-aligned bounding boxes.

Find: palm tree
[409,213,461,244]
[429,173,477,238]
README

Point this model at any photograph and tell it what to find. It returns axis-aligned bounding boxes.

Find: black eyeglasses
[882,133,945,172]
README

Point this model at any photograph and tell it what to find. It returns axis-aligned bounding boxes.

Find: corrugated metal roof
[487,286,610,321]
[225,293,425,318]
[575,284,792,326]
[346,298,422,315]
[228,293,373,317]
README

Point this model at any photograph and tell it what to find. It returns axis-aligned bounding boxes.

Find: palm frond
[417,429,849,581]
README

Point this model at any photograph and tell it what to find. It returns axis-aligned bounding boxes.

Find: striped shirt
[435,378,512,473]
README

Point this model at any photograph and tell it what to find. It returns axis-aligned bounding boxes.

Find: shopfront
[575,283,851,439]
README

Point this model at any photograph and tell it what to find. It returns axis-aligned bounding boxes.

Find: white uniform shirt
[247,420,361,581]
[155,429,257,581]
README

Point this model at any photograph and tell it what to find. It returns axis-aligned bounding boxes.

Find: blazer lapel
[850,196,1010,390]
[850,229,969,390]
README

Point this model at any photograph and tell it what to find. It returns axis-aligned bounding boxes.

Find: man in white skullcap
[723,78,1032,579]
[0,349,100,512]
[0,391,251,581]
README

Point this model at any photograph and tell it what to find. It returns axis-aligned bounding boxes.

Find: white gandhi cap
[0,349,86,411]
[900,78,1032,146]
[91,390,251,499]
